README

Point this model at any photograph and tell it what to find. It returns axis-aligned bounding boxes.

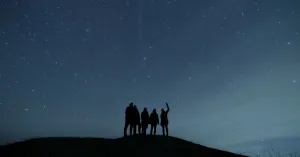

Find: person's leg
[144,124,148,135]
[138,124,141,135]
[162,125,165,136]
[133,124,137,135]
[166,124,169,136]
[141,124,144,135]
[154,125,156,135]
[124,122,128,137]
[150,125,153,135]
[142,124,146,135]
[130,124,133,136]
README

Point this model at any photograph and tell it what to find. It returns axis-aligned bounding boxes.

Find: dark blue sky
[0,0,299,152]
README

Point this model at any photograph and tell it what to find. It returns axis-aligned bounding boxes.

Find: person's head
[144,107,147,111]
[152,108,156,113]
[161,108,165,112]
[129,102,133,107]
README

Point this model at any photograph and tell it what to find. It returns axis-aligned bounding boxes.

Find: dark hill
[0,136,246,157]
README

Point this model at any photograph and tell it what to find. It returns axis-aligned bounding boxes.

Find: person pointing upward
[160,102,170,136]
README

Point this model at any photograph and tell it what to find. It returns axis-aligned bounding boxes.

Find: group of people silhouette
[124,102,170,137]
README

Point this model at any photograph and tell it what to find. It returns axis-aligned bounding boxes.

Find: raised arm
[166,102,170,113]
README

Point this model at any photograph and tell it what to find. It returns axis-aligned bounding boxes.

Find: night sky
[0,0,300,153]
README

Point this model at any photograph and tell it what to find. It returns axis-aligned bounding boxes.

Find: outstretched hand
[166,102,169,107]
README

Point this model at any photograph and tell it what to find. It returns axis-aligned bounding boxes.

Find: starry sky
[0,0,300,152]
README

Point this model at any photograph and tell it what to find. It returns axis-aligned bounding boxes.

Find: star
[0,0,298,150]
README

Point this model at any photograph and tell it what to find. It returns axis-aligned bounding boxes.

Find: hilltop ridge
[0,135,246,157]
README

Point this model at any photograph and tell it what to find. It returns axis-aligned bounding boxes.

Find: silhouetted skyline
[0,0,299,153]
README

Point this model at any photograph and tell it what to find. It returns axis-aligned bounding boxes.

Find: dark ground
[0,135,247,157]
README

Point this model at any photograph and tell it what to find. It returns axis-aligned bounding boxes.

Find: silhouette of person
[149,109,159,135]
[141,107,149,135]
[160,102,170,136]
[133,105,141,135]
[124,102,134,136]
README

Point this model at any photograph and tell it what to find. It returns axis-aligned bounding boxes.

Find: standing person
[160,102,170,136]
[141,107,149,135]
[124,102,134,136]
[149,109,159,135]
[133,105,141,135]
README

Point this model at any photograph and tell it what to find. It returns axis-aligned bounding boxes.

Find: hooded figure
[141,107,149,135]
[149,109,159,135]
[160,103,170,136]
[124,102,134,136]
